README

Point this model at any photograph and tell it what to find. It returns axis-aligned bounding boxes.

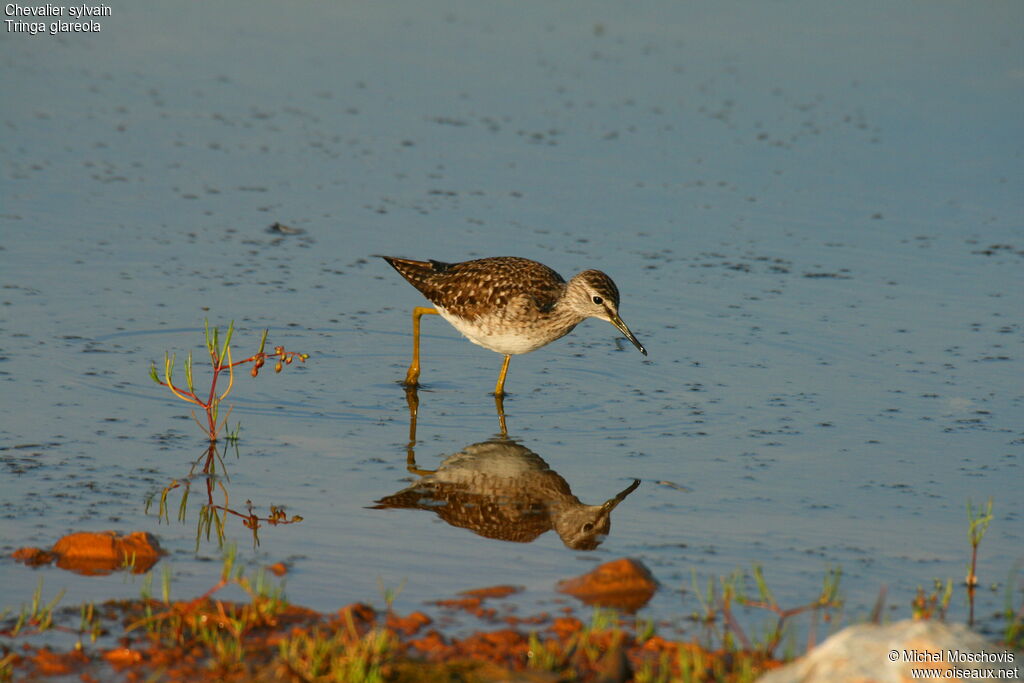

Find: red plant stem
[203,351,224,438]
[160,347,306,441]
[206,504,298,526]
[154,379,202,405]
[807,606,819,652]
[719,599,751,651]
[968,542,979,626]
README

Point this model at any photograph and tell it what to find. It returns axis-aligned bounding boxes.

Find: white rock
[757,620,1020,683]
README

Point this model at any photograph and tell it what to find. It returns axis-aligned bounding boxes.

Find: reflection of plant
[145,443,303,550]
[149,321,308,442]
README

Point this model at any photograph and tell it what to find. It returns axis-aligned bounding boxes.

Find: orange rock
[556,557,658,612]
[12,547,54,566]
[103,647,143,669]
[115,531,162,569]
[51,531,162,575]
[266,561,288,577]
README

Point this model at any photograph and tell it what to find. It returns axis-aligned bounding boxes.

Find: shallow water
[2,0,1022,643]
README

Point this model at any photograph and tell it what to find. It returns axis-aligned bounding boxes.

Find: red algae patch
[13,531,163,575]
[455,628,532,663]
[556,557,658,612]
[1,590,788,681]
[429,584,524,622]
[266,561,289,577]
[458,584,524,600]
[550,616,585,639]
[432,596,493,620]
[408,628,449,657]
[387,610,433,636]
[433,596,482,610]
[27,648,89,677]
[337,602,377,624]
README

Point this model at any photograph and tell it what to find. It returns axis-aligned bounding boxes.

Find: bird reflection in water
[372,389,640,550]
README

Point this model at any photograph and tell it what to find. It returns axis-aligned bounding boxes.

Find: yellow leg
[403,385,435,475]
[494,354,512,397]
[404,307,438,387]
[404,386,420,444]
[494,393,508,437]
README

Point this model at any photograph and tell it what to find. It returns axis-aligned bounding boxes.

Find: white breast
[435,306,564,355]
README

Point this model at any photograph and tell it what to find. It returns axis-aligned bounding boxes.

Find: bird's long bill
[610,314,647,356]
[601,479,641,513]
[598,481,638,511]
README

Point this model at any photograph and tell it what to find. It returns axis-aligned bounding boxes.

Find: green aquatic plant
[2,579,64,638]
[126,545,286,639]
[686,564,843,659]
[0,579,102,652]
[376,577,406,616]
[75,601,102,650]
[911,578,953,621]
[149,320,308,442]
[965,497,993,588]
[965,497,994,626]
[277,619,397,683]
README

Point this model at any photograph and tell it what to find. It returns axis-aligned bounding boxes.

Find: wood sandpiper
[381,256,646,395]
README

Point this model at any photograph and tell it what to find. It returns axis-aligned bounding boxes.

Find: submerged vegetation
[2,506,1020,681]
[3,325,1018,680]
[687,564,843,660]
[0,555,842,682]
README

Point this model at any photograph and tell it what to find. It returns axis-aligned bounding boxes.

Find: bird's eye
[582,523,594,532]
[592,296,603,305]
